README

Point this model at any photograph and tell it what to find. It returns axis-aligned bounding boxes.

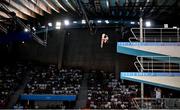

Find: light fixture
[73,21,77,24]
[130,21,135,25]
[41,26,46,28]
[97,20,102,23]
[48,22,52,27]
[56,22,61,29]
[64,20,70,26]
[82,20,86,24]
[173,26,177,29]
[106,0,109,7]
[105,20,109,24]
[24,28,28,32]
[22,41,25,44]
[145,21,151,27]
[32,27,36,31]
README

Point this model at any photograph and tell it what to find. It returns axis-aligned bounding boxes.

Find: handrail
[132,98,140,109]
[135,56,180,72]
[136,57,145,70]
[134,61,141,72]
[131,28,180,42]
[133,98,180,109]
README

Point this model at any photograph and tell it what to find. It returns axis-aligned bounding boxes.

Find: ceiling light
[97,20,102,23]
[82,20,86,24]
[32,27,36,31]
[73,21,77,24]
[105,20,109,24]
[173,26,177,29]
[48,22,52,27]
[64,20,70,26]
[24,28,29,32]
[41,26,46,28]
[56,22,61,26]
[56,22,61,29]
[145,21,151,27]
[106,0,109,7]
[130,21,135,24]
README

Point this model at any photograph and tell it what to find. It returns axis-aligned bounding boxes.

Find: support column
[57,30,66,69]
[140,7,144,108]
[140,17,143,42]
[141,82,144,108]
[139,7,143,42]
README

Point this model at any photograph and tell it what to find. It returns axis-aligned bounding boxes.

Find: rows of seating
[0,63,27,108]
[86,71,138,109]
[24,65,83,95]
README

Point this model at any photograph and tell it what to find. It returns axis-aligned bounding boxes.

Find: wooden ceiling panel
[7,0,36,18]
[19,0,44,16]
[7,6,28,20]
[30,0,52,14]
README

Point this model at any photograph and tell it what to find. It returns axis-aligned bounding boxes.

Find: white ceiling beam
[6,0,36,18]
[19,0,44,16]
[7,6,28,20]
[30,0,51,14]
[53,0,68,12]
[0,11,10,18]
[43,0,60,13]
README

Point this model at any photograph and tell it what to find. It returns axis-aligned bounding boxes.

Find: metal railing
[129,28,180,42]
[134,56,180,72]
[133,98,180,109]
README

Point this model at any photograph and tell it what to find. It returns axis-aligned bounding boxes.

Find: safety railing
[134,56,180,72]
[133,98,180,109]
[129,28,180,42]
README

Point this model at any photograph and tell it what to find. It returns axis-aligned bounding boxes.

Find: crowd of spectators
[24,65,83,95]
[0,63,27,108]
[1,62,179,109]
[86,71,138,109]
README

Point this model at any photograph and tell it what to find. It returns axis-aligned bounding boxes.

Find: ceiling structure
[0,0,179,46]
[0,0,180,25]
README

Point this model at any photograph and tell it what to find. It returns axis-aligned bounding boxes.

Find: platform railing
[134,56,180,72]
[129,28,180,42]
[133,98,180,109]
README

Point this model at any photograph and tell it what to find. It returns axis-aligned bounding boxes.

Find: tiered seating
[0,63,26,108]
[86,71,138,109]
[24,65,83,95]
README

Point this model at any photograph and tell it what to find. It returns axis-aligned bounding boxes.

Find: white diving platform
[121,72,180,91]
[117,42,180,58]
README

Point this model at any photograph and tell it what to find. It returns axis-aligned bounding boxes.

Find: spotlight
[22,41,25,44]
[32,27,36,31]
[173,26,177,29]
[105,20,109,24]
[82,20,86,24]
[73,21,77,24]
[130,21,135,25]
[41,26,46,28]
[64,20,70,26]
[97,20,102,23]
[56,22,61,29]
[48,22,52,27]
[145,21,151,27]
[24,28,28,32]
